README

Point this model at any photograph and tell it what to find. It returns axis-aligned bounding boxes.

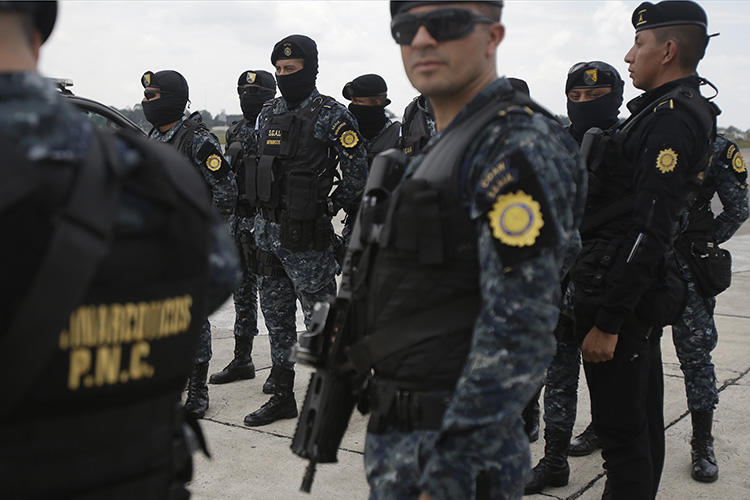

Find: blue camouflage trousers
[255,217,337,370]
[542,337,581,436]
[671,254,719,413]
[193,319,212,365]
[230,215,258,341]
[365,426,529,500]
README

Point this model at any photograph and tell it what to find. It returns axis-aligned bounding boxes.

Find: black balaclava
[565,62,624,142]
[271,34,318,108]
[342,74,390,139]
[238,70,276,121]
[141,70,189,128]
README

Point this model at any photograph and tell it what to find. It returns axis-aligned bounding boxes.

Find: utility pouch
[244,155,258,206]
[313,217,334,251]
[256,155,277,206]
[678,239,732,298]
[286,170,318,221]
[635,255,688,327]
[224,141,243,171]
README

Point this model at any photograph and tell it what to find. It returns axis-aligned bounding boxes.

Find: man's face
[567,86,613,103]
[624,29,664,91]
[400,3,501,98]
[142,87,161,103]
[352,96,386,106]
[275,58,304,76]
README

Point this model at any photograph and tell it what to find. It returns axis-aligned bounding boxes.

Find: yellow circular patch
[488,190,544,247]
[340,130,359,148]
[733,152,746,173]
[206,154,222,171]
[656,148,678,174]
[284,46,292,57]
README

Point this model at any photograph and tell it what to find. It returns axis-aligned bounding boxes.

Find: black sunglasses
[143,89,162,100]
[391,8,496,45]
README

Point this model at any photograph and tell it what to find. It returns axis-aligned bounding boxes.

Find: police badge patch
[488,190,544,247]
[584,69,598,86]
[206,154,222,171]
[656,148,678,174]
[733,151,746,173]
[141,71,153,87]
[284,46,292,57]
[246,71,256,84]
[339,130,359,148]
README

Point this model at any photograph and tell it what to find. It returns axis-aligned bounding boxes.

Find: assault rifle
[290,149,408,493]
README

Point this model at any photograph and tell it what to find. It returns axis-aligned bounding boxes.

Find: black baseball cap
[141,70,189,99]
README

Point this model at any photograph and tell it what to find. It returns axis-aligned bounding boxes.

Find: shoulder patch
[656,148,678,174]
[206,154,222,171]
[196,141,229,177]
[733,150,746,174]
[339,129,359,148]
[489,190,544,247]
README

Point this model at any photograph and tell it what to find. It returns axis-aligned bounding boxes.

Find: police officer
[526,61,624,495]
[0,2,238,497]
[353,2,585,498]
[242,34,368,426]
[670,133,748,482]
[400,92,435,157]
[342,73,401,167]
[209,70,276,385]
[141,69,238,419]
[571,2,719,497]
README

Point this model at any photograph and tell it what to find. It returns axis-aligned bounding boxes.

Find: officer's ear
[662,39,680,67]
[485,23,505,59]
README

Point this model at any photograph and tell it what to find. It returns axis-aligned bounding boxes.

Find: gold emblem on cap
[733,152,746,173]
[246,72,256,84]
[637,9,648,26]
[206,154,222,171]
[142,73,151,86]
[284,46,292,57]
[340,130,359,148]
[488,190,544,247]
[584,69,598,86]
[656,148,678,174]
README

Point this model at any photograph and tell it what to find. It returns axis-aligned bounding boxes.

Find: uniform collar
[626,75,702,114]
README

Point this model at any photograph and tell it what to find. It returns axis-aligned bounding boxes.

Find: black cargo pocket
[244,156,258,206]
[256,155,277,206]
[287,170,318,221]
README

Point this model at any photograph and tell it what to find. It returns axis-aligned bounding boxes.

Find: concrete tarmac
[190,222,750,500]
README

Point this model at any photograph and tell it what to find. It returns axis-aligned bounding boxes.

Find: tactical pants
[583,322,664,500]
[671,254,719,413]
[193,319,212,365]
[255,216,337,370]
[543,337,581,435]
[364,427,526,500]
[230,215,259,341]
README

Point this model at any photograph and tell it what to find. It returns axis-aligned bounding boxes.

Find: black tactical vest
[400,95,434,157]
[350,90,548,390]
[225,119,257,217]
[0,130,211,499]
[367,121,401,166]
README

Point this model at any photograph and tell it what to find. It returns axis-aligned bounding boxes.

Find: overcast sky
[39,1,750,130]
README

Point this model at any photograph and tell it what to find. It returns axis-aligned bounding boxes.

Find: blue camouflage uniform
[225,119,259,344]
[363,78,586,500]
[255,89,368,370]
[149,113,238,364]
[672,136,748,413]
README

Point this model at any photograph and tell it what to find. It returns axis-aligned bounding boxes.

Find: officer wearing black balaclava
[207,69,276,388]
[141,70,189,129]
[242,34,368,427]
[341,74,401,166]
[565,61,624,143]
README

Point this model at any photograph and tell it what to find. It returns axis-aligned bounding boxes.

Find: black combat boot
[209,336,256,384]
[262,364,282,394]
[522,391,541,443]
[525,428,571,495]
[690,411,718,482]
[184,362,209,419]
[244,367,298,427]
[569,422,601,457]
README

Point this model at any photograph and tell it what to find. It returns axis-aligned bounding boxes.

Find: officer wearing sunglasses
[346,2,586,499]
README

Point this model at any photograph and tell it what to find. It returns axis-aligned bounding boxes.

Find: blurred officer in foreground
[209,70,276,385]
[142,69,238,419]
[355,1,585,497]
[243,34,368,426]
[570,1,719,497]
[669,133,747,481]
[0,2,238,498]
[526,61,624,495]
[342,73,401,167]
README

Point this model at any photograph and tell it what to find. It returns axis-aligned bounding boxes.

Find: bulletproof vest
[400,96,434,157]
[0,129,211,499]
[352,89,549,390]
[581,83,718,240]
[225,119,257,216]
[170,111,209,159]
[251,96,336,218]
[367,121,401,166]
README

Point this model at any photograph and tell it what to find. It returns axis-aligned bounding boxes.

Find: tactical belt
[367,378,451,433]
